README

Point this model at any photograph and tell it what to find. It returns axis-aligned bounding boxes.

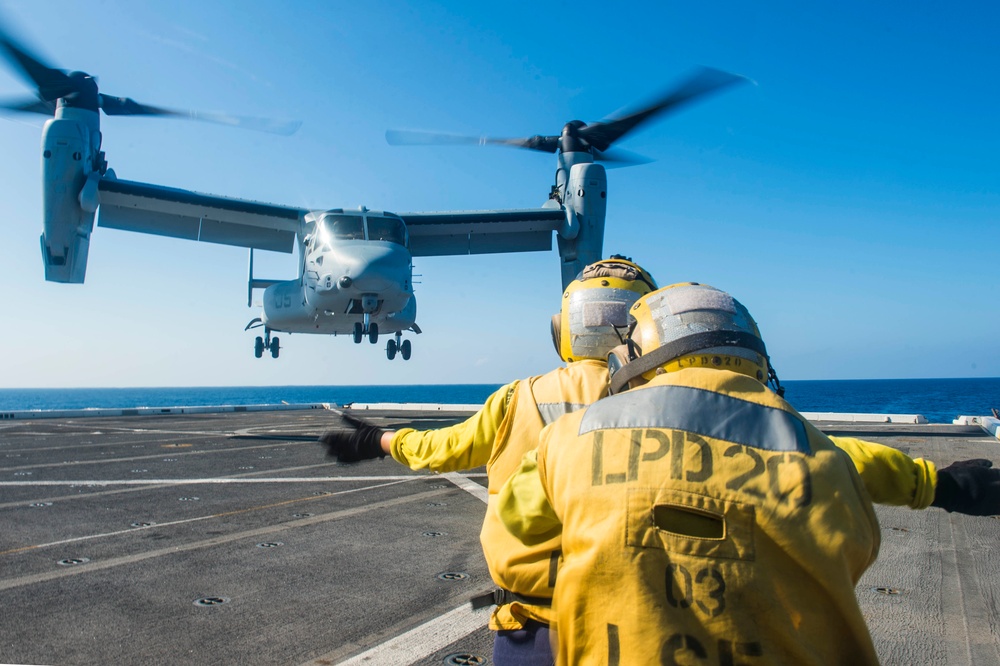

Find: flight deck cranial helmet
[606,282,784,395]
[551,255,658,363]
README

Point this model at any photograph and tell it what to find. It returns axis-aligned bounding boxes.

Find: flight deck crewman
[319,267,1000,666]
[323,256,658,664]
[497,282,1000,665]
[498,282,883,665]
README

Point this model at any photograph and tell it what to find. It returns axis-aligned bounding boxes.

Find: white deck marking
[0,479,416,556]
[309,472,493,665]
[301,473,492,665]
[441,471,489,504]
[0,483,453,586]
[0,472,486,487]
[304,604,491,666]
[0,476,472,486]
[2,464,494,662]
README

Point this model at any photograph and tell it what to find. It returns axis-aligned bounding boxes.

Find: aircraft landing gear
[386,334,412,361]
[353,316,379,344]
[254,330,280,359]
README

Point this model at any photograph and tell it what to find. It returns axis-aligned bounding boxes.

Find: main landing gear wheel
[387,334,411,361]
[368,322,379,344]
[353,322,363,344]
[254,330,280,359]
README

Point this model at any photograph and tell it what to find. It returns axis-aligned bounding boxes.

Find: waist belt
[470,588,553,610]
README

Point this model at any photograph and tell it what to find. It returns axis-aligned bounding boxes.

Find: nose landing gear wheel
[353,322,363,344]
[368,322,379,344]
[269,337,280,358]
[254,336,264,359]
[386,338,397,360]
[400,339,412,360]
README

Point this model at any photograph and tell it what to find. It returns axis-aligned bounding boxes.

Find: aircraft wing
[96,178,305,253]
[400,207,565,256]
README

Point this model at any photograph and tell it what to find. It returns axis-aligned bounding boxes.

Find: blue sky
[0,0,996,388]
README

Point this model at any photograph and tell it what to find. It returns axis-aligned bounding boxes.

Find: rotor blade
[386,129,488,146]
[99,94,301,135]
[0,96,55,114]
[593,147,654,167]
[580,67,748,152]
[386,129,559,153]
[0,21,76,100]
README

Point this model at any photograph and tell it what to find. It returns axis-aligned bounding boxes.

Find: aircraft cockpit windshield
[367,215,407,246]
[324,215,365,241]
[315,213,407,247]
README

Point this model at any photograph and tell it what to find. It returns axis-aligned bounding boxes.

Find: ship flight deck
[1,405,998,665]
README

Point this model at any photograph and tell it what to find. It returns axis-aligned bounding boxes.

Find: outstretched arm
[831,436,1000,515]
[829,436,937,509]
[318,381,518,472]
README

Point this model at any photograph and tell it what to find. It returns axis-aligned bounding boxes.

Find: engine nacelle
[557,161,608,287]
[40,116,97,283]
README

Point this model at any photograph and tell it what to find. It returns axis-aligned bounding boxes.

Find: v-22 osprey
[0,20,744,361]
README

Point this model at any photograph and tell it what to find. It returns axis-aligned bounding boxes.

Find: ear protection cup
[607,341,654,394]
[550,314,562,359]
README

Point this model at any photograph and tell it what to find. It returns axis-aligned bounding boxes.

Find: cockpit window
[324,215,365,241]
[367,216,407,246]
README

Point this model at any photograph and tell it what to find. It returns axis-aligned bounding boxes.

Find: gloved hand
[931,459,1000,516]
[319,414,387,463]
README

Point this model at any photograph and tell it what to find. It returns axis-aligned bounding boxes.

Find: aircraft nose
[334,244,407,292]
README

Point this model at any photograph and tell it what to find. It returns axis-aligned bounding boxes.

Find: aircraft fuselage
[260,210,416,336]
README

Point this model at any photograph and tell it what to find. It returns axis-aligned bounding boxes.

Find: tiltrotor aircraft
[0,21,744,361]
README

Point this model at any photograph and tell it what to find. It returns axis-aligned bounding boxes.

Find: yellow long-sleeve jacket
[391,359,611,630]
[390,362,937,631]
[498,368,883,665]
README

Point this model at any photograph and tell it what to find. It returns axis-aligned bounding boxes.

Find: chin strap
[768,364,785,397]
[609,330,773,396]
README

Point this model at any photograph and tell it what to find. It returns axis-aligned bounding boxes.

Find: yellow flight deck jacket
[391,361,936,633]
[391,359,611,630]
[499,368,883,665]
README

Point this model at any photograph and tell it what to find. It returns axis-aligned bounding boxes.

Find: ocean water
[781,378,1000,424]
[0,378,998,424]
[0,385,501,413]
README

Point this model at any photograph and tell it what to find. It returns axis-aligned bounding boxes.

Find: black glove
[319,414,387,463]
[931,459,1000,516]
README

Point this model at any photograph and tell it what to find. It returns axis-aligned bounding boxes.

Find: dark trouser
[493,620,552,666]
